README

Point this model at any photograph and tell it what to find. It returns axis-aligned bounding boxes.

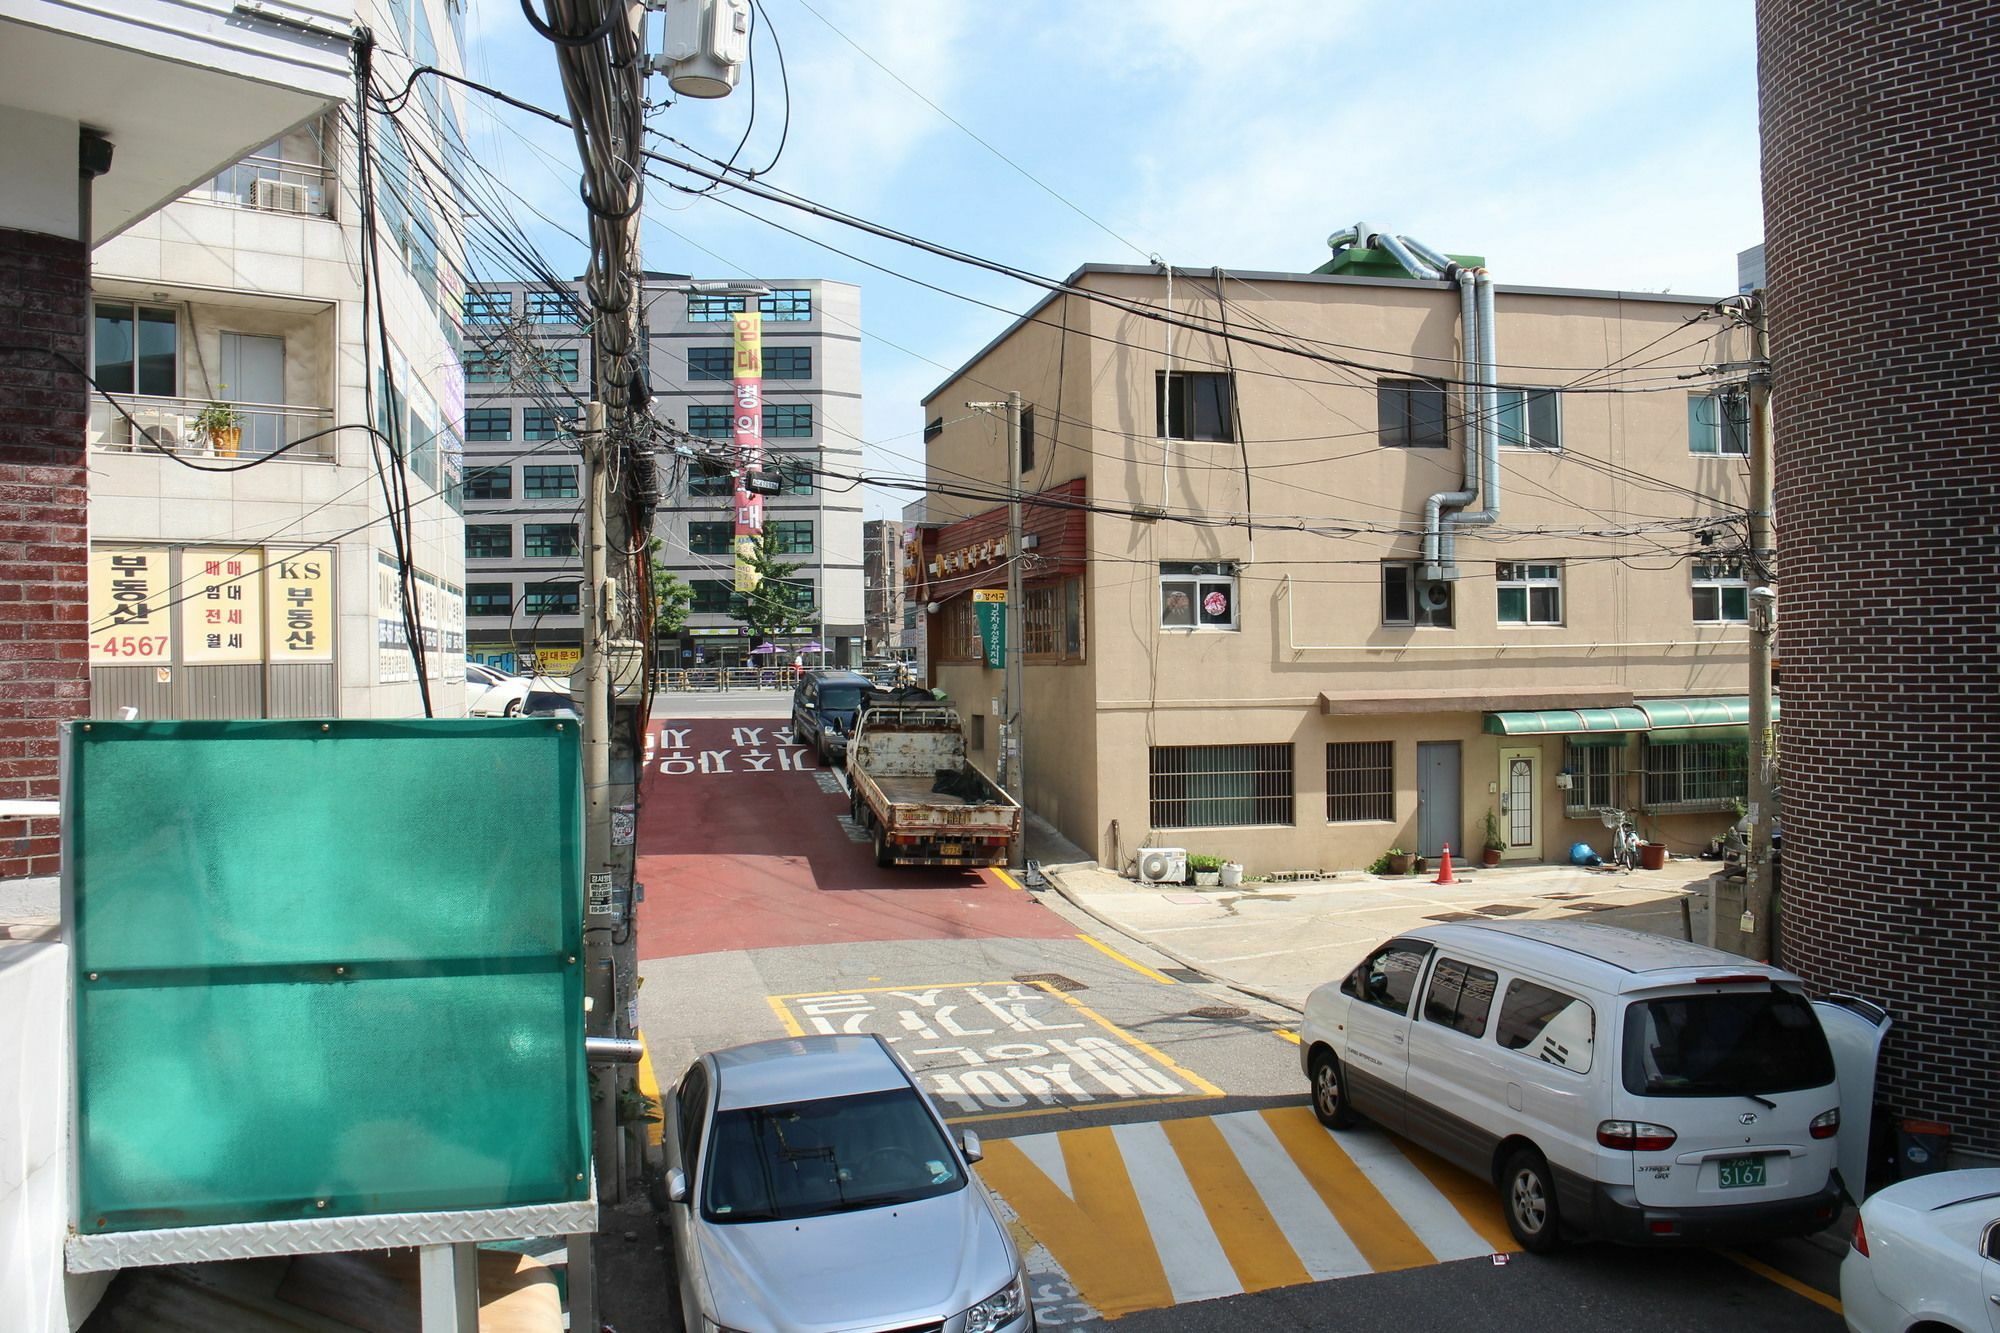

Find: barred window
[688,521,732,555]
[1150,743,1294,828]
[465,466,511,500]
[465,407,511,441]
[523,406,562,440]
[1564,741,1630,815]
[525,289,575,324]
[763,346,811,379]
[688,347,731,380]
[940,597,980,661]
[1326,741,1394,822]
[524,523,578,559]
[523,465,577,500]
[467,583,512,616]
[1022,578,1084,660]
[524,582,578,616]
[765,404,813,437]
[465,524,511,560]
[1641,739,1747,814]
[688,404,731,437]
[463,291,510,323]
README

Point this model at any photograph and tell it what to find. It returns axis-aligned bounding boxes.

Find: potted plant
[1380,847,1415,875]
[1482,809,1507,867]
[1187,853,1225,887]
[1219,859,1244,888]
[193,395,244,458]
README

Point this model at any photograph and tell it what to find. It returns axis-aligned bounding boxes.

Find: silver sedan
[663,1034,1033,1333]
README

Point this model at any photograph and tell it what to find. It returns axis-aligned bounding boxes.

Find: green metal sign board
[973,589,1005,669]
[65,719,589,1235]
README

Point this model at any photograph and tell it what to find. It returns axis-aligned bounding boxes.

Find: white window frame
[1689,390,1750,456]
[1496,386,1562,452]
[1158,563,1238,632]
[1381,562,1453,628]
[1496,561,1563,625]
[1692,559,1748,623]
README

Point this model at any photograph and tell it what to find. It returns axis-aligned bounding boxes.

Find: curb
[1038,865,1307,1016]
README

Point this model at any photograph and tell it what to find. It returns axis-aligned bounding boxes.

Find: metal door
[1416,741,1461,859]
[220,331,285,455]
[1499,746,1541,859]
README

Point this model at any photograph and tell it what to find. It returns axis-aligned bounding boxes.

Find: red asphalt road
[634,717,1072,959]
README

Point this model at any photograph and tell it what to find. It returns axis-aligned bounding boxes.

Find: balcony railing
[91,395,337,463]
[197,154,335,219]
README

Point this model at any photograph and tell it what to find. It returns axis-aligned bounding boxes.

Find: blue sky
[462,0,1764,519]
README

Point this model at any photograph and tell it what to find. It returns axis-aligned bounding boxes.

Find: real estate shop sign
[973,588,1005,669]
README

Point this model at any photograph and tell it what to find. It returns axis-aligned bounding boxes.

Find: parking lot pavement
[1039,860,1716,1010]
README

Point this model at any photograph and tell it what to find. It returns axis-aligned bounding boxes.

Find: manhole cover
[1477,904,1533,916]
[1561,902,1614,912]
[1014,972,1087,992]
[1426,911,1482,922]
[1188,1005,1252,1021]
[1160,967,1207,984]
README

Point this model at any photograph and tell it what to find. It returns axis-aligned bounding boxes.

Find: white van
[1299,920,1843,1252]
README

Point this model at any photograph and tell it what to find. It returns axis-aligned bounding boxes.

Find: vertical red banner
[731,308,764,592]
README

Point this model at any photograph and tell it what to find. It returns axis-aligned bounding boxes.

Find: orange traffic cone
[1433,842,1457,884]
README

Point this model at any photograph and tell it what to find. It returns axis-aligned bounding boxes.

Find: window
[523,464,578,500]
[465,466,511,500]
[1563,740,1630,815]
[1642,738,1747,813]
[525,523,579,559]
[463,348,506,383]
[94,303,178,396]
[1496,980,1595,1074]
[467,583,513,616]
[1382,563,1453,627]
[465,524,512,559]
[691,579,734,614]
[1497,387,1561,451]
[687,346,731,381]
[768,520,813,554]
[1688,390,1749,456]
[687,294,744,322]
[780,459,814,494]
[523,406,563,440]
[1148,743,1294,828]
[924,416,944,443]
[524,582,578,616]
[688,405,731,437]
[1378,378,1449,448]
[526,347,579,383]
[1154,371,1235,442]
[689,463,733,497]
[1340,940,1432,1017]
[968,714,986,750]
[1692,560,1748,623]
[1620,991,1833,1098]
[701,1086,964,1224]
[525,289,574,324]
[1496,561,1562,625]
[1326,741,1394,822]
[675,1062,708,1182]
[765,404,813,438]
[1019,405,1036,474]
[687,521,732,555]
[1423,958,1499,1039]
[465,407,511,441]
[763,346,811,380]
[940,598,980,661]
[1159,561,1236,630]
[463,291,510,323]
[761,288,812,321]
[1022,578,1084,661]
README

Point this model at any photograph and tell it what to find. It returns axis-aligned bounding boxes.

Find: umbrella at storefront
[750,642,779,654]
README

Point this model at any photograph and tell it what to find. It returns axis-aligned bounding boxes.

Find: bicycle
[1600,807,1640,870]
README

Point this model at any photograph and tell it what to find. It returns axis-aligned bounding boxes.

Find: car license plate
[1717,1156,1766,1189]
[939,843,964,856]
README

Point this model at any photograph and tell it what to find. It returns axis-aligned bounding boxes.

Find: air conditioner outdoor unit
[253,178,312,214]
[1136,847,1188,886]
[130,408,186,452]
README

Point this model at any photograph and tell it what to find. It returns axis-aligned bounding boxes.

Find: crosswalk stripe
[1211,1111,1372,1282]
[1113,1121,1243,1304]
[978,1131,1175,1318]
[1396,1138,1521,1255]
[1260,1107,1438,1274]
[1323,1124,1501,1262]
[1161,1115,1314,1294]
[1011,1132,1072,1200]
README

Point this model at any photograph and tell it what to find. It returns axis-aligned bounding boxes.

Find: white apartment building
[86,0,470,720]
[461,275,864,672]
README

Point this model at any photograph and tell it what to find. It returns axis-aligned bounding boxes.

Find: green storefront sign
[973,589,1005,669]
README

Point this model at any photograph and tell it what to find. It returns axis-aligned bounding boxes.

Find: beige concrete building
[917,260,1755,875]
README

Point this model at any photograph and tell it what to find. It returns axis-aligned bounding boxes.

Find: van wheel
[873,826,893,868]
[1501,1148,1562,1253]
[1308,1050,1356,1129]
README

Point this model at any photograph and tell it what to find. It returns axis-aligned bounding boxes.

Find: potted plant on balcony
[1481,809,1507,867]
[193,395,244,459]
[1187,853,1225,887]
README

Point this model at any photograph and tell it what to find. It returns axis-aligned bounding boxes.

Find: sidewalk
[1039,855,1716,1011]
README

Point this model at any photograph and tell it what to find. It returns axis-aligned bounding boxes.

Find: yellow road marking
[764,994,804,1037]
[980,1131,1175,1319]
[991,867,1026,892]
[1721,1249,1843,1314]
[1394,1138,1519,1254]
[1272,1028,1301,1044]
[1076,932,1179,985]
[1261,1107,1437,1273]
[1029,982,1225,1097]
[635,1036,665,1149]
[1162,1116,1313,1293]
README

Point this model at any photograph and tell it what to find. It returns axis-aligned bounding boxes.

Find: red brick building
[1760,0,2000,1159]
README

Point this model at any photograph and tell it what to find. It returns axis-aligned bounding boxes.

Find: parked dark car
[791,669,872,764]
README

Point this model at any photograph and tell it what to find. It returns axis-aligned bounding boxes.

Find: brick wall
[1760,1,2000,1156]
[0,227,90,880]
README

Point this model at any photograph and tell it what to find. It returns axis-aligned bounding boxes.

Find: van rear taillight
[1810,1108,1840,1139]
[1597,1120,1678,1152]
[1850,1214,1868,1256]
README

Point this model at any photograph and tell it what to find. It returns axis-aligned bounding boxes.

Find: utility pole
[1744,291,1778,962]
[577,398,620,1191]
[1004,389,1026,868]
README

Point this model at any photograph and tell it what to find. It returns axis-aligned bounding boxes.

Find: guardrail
[651,668,799,691]
[90,396,337,462]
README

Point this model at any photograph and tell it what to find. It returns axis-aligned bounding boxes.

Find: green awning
[1484,697,1777,741]
[1484,706,1648,736]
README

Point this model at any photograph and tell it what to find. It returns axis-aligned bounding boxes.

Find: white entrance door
[1499,746,1541,860]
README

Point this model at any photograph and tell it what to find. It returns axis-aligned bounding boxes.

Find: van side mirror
[666,1167,688,1204]
[960,1130,983,1164]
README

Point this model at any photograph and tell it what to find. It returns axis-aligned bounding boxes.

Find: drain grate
[1426,911,1483,922]
[1014,972,1087,992]
[1188,1005,1252,1021]
[1477,904,1533,916]
[1160,967,1207,983]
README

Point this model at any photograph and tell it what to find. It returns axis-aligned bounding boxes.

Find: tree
[647,538,692,642]
[730,530,818,644]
